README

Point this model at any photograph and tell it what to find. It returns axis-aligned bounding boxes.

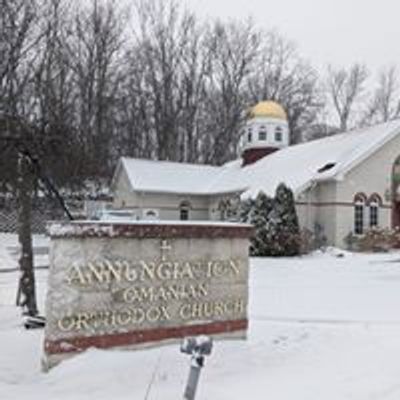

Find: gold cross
[160,239,172,261]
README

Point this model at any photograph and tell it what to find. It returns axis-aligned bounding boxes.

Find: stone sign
[42,221,252,369]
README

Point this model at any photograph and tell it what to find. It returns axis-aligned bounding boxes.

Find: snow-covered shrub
[242,184,301,257]
[345,228,400,252]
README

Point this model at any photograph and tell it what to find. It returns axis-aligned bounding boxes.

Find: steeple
[240,101,290,167]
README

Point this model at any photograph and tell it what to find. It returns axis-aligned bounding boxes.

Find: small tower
[240,101,289,167]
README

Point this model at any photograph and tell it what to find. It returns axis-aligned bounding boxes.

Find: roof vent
[317,162,336,173]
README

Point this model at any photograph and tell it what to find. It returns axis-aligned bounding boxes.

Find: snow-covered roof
[116,120,400,198]
[114,157,246,196]
[218,119,400,197]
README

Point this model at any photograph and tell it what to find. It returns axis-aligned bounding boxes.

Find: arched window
[354,193,367,234]
[258,126,267,141]
[247,128,252,143]
[369,202,379,228]
[179,201,191,221]
[368,194,382,228]
[143,209,159,221]
[275,126,283,142]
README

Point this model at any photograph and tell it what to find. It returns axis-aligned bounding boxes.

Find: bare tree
[0,0,40,132]
[327,63,369,131]
[177,19,212,163]
[127,0,204,161]
[0,0,43,318]
[363,66,400,125]
[30,0,80,186]
[0,1,37,96]
[16,152,37,316]
[3,0,385,187]
[117,47,154,159]
[247,31,323,143]
[123,5,268,164]
[201,19,260,164]
[63,0,127,176]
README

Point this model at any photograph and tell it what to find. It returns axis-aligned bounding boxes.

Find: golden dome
[249,101,287,120]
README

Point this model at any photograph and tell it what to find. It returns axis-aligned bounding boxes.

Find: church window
[144,209,159,220]
[354,194,366,235]
[354,203,364,234]
[369,202,379,228]
[275,127,283,142]
[247,128,252,143]
[258,126,267,140]
[368,194,381,228]
[180,201,191,221]
[180,208,189,220]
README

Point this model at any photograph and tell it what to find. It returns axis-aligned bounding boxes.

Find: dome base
[242,147,279,167]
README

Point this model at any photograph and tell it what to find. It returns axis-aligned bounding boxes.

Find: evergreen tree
[247,192,274,256]
[270,183,301,256]
[239,197,255,222]
[242,184,301,257]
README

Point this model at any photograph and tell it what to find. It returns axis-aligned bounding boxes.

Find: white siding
[113,168,138,208]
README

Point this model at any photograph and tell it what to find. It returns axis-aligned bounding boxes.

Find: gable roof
[115,119,400,198]
[317,120,400,181]
[113,157,246,196]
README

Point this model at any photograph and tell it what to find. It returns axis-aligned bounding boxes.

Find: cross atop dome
[240,100,290,167]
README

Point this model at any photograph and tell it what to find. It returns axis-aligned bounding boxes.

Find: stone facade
[43,221,252,369]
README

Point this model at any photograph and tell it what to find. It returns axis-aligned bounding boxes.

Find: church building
[111,101,400,248]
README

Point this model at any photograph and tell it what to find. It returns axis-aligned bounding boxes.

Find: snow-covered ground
[0,233,49,273]
[1,236,400,400]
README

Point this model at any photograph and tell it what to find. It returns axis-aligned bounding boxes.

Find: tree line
[1,0,399,192]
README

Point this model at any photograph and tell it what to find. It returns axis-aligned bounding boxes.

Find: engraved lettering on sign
[56,298,245,333]
[64,259,240,286]
[57,239,246,334]
[122,283,209,304]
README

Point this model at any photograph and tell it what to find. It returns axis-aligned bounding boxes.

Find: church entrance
[392,156,400,228]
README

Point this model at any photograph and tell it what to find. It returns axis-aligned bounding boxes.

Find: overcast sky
[183,0,399,73]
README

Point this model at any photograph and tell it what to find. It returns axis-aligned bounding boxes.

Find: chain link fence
[0,194,113,234]
[0,197,70,234]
